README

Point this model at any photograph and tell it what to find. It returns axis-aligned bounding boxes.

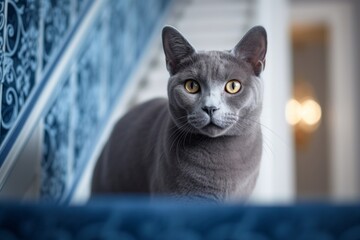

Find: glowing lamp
[286,98,322,129]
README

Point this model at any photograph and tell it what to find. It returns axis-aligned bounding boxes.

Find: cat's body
[92,26,267,201]
[92,98,262,200]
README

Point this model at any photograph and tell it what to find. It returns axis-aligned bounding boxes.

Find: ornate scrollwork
[42,0,71,68]
[0,1,5,84]
[107,1,125,102]
[77,0,90,15]
[73,25,101,170]
[0,0,171,201]
[1,0,39,144]
[41,79,71,201]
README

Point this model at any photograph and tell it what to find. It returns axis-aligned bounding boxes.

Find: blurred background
[0,0,359,204]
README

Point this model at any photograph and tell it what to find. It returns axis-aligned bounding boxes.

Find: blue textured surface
[40,0,170,202]
[42,0,71,68]
[41,77,71,201]
[0,0,92,160]
[0,0,171,202]
[0,199,359,239]
[1,0,40,144]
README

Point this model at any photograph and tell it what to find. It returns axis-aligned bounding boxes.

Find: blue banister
[0,0,171,202]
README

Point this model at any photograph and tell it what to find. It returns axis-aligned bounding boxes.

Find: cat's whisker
[172,126,191,166]
[177,129,187,152]
[168,121,192,157]
[173,115,189,121]
[261,132,277,160]
[165,121,190,158]
[241,117,291,151]
[168,127,186,155]
[232,124,275,160]
[167,119,190,135]
[162,130,180,164]
[168,115,195,132]
[182,125,193,149]
[143,121,191,162]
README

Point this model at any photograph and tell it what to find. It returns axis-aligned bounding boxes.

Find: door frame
[291,2,358,200]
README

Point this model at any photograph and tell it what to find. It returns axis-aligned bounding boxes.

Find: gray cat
[91,25,267,201]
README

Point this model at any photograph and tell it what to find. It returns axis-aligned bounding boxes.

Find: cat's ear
[232,26,267,76]
[162,26,195,75]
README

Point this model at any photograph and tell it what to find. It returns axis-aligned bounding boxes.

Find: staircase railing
[0,0,171,202]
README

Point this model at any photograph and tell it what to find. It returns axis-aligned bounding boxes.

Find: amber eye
[184,80,200,94]
[225,80,242,94]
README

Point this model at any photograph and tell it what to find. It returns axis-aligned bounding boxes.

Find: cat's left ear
[232,26,267,76]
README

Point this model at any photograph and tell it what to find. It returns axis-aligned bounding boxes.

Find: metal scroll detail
[1,0,39,144]
[42,0,71,68]
[1,0,170,201]
[41,79,71,201]
[0,0,81,147]
[73,22,102,171]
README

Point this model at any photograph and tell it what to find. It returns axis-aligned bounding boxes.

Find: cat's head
[162,26,267,138]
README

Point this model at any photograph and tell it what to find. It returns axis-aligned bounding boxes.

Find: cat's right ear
[162,26,195,75]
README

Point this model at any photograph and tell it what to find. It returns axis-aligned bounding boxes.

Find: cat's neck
[165,119,262,166]
[160,118,262,200]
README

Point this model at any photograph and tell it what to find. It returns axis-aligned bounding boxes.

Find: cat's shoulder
[112,98,169,133]
[140,97,168,108]
[122,97,168,119]
[130,98,168,114]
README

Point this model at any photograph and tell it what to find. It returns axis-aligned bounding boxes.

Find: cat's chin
[199,123,227,138]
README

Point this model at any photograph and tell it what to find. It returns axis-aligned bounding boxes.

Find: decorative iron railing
[0,0,171,202]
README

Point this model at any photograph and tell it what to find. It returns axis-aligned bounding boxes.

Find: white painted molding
[250,0,295,203]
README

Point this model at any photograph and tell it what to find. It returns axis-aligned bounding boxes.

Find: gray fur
[92,26,267,201]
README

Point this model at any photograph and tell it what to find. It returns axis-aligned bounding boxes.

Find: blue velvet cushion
[0,197,359,239]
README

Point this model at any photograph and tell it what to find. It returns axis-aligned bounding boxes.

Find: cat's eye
[184,80,200,94]
[225,80,242,94]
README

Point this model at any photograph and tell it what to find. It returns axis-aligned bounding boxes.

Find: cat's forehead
[173,50,252,82]
[196,50,237,65]
[186,50,250,79]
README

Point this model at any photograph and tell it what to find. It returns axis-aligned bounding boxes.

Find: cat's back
[105,97,169,146]
[117,98,168,132]
[92,98,169,193]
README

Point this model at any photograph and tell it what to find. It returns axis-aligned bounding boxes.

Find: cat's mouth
[187,113,237,137]
[204,122,222,129]
[200,122,226,137]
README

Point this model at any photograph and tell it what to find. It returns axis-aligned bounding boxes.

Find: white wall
[250,0,295,203]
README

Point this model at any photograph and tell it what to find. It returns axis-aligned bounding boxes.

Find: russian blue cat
[92,26,267,201]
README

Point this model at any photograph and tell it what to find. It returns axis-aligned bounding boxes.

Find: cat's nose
[202,106,219,117]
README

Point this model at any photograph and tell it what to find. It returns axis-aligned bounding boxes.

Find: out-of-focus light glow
[286,99,302,125]
[285,98,322,127]
[301,99,322,125]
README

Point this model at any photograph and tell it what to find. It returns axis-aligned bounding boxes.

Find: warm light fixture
[301,99,322,126]
[287,80,322,148]
[286,99,302,125]
[286,97,322,131]
[285,81,322,149]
